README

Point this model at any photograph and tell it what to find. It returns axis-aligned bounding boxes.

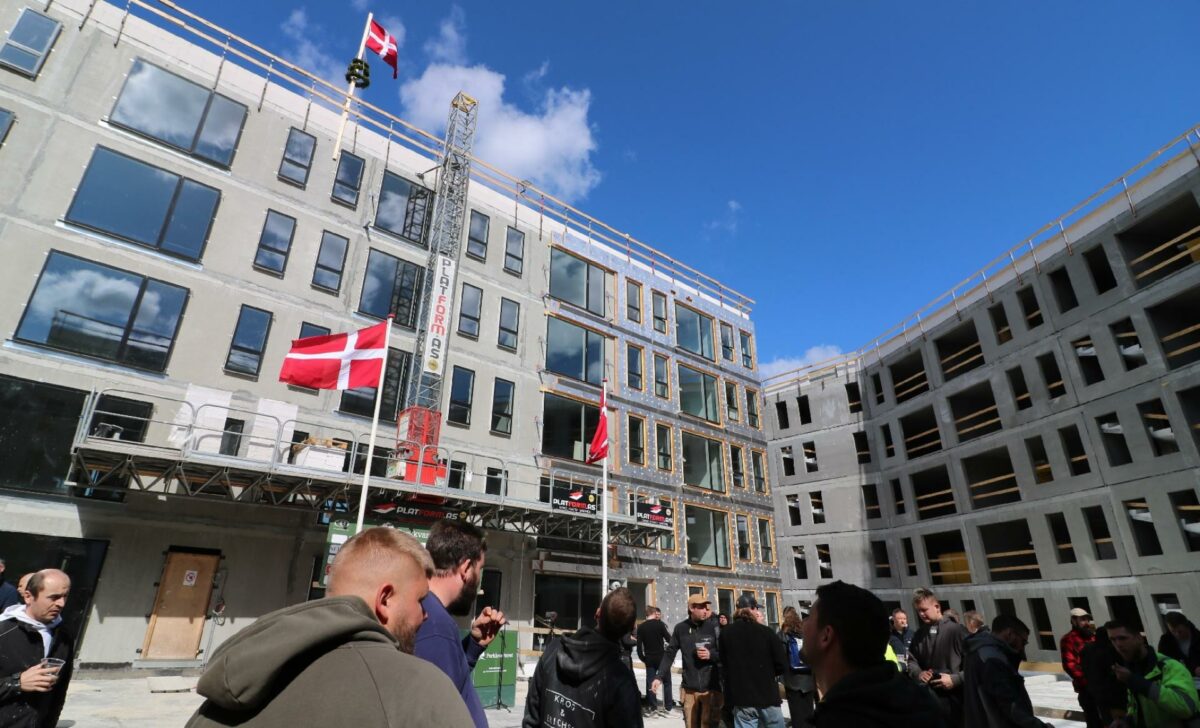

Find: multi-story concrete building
[765,124,1200,661]
[0,0,778,668]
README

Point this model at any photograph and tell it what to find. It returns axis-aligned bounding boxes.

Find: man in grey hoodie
[187,527,472,728]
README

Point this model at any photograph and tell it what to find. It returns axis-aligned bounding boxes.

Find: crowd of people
[3,539,1200,728]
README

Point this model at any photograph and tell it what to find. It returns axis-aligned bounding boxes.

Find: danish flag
[365,19,399,79]
[586,384,610,465]
[279,321,388,390]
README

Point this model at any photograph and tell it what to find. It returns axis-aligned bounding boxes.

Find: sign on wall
[550,483,598,515]
[420,255,457,375]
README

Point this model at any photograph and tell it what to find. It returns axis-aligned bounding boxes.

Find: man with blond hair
[187,527,471,727]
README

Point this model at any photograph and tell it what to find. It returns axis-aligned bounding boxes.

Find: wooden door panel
[141,552,218,660]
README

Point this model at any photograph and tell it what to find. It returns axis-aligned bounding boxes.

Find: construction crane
[394,92,478,483]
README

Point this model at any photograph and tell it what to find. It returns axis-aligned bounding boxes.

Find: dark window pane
[125,281,188,371]
[491,378,514,434]
[279,127,316,186]
[225,306,272,375]
[253,210,296,274]
[677,305,715,360]
[313,231,348,292]
[448,366,475,425]
[458,284,482,337]
[339,349,411,423]
[546,317,604,385]
[682,431,725,491]
[467,210,489,259]
[679,365,719,422]
[161,181,219,259]
[194,94,246,166]
[376,171,432,245]
[504,227,524,274]
[357,249,424,328]
[0,376,85,495]
[541,393,599,461]
[299,322,330,339]
[332,152,364,206]
[0,108,14,144]
[498,299,519,350]
[549,248,607,316]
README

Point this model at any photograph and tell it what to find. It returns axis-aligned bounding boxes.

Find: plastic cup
[41,658,65,679]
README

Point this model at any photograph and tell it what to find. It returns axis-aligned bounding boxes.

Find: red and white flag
[586,383,610,465]
[365,19,399,79]
[279,321,388,390]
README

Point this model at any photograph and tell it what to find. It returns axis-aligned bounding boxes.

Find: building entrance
[140,549,220,660]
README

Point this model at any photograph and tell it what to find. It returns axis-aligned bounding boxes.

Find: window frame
[312,230,349,294]
[331,151,365,208]
[497,298,520,351]
[356,248,425,329]
[626,279,643,323]
[725,381,740,422]
[457,283,483,338]
[224,304,273,377]
[681,429,727,493]
[735,513,754,562]
[447,365,476,426]
[466,209,490,261]
[490,377,515,436]
[739,330,755,369]
[651,291,669,333]
[504,226,525,275]
[677,363,721,424]
[655,422,673,472]
[720,321,735,361]
[549,247,611,317]
[545,315,607,387]
[540,391,602,463]
[252,209,297,276]
[675,302,716,361]
[338,348,411,424]
[729,443,745,489]
[653,353,671,399]
[375,170,432,247]
[756,517,775,564]
[745,388,761,429]
[626,342,644,392]
[684,503,733,570]
[627,413,646,466]
[0,108,13,146]
[0,8,61,79]
[750,449,768,494]
[278,127,317,188]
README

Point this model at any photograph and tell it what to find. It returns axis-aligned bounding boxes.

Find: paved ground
[59,669,1086,727]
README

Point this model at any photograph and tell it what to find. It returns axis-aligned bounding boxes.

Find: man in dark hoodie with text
[803,580,946,728]
[522,587,643,728]
[186,528,471,728]
[963,614,1053,728]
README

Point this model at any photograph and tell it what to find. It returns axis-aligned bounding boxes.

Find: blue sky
[193,1,1200,375]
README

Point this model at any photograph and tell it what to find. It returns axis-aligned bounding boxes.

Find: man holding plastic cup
[653,594,724,728]
[0,569,74,728]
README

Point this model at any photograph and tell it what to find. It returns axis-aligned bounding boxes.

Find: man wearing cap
[719,594,787,727]
[653,594,723,728]
[1059,608,1100,727]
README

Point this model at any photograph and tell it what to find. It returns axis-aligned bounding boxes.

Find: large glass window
[730,445,745,488]
[740,330,755,368]
[467,210,489,260]
[725,381,740,421]
[746,388,761,428]
[16,251,188,372]
[358,249,424,328]
[678,365,720,423]
[278,127,316,187]
[225,305,272,376]
[720,322,735,361]
[682,432,725,492]
[541,393,600,461]
[376,171,432,245]
[627,344,644,391]
[331,151,365,207]
[656,423,673,471]
[65,147,220,262]
[447,366,475,426]
[628,415,645,466]
[549,248,608,316]
[253,210,297,275]
[490,378,514,435]
[312,231,348,293]
[736,514,752,560]
[0,8,61,78]
[545,317,605,386]
[652,291,668,333]
[751,451,766,493]
[686,505,730,568]
[504,227,525,275]
[654,354,670,399]
[339,349,411,423]
[626,280,642,323]
[676,304,715,360]
[757,518,774,563]
[498,298,519,350]
[110,59,246,167]
[458,283,482,337]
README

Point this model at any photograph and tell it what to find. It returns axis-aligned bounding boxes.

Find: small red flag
[365,19,399,79]
[586,384,609,465]
[279,321,388,390]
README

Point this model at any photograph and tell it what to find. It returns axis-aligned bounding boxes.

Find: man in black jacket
[653,594,722,728]
[804,581,946,728]
[0,569,75,728]
[889,609,914,668]
[718,594,787,727]
[906,587,967,726]
[523,587,644,728]
[963,614,1052,728]
[636,606,673,715]
[1158,611,1200,677]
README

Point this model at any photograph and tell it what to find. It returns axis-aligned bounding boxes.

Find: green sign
[466,629,517,707]
[321,519,431,587]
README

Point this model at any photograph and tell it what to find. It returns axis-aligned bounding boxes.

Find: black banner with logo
[635,501,674,528]
[551,483,599,515]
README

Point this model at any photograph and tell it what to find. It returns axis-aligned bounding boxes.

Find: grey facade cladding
[766,160,1200,662]
[0,0,779,665]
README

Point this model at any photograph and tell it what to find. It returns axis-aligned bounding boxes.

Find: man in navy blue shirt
[414,520,506,728]
[0,559,22,611]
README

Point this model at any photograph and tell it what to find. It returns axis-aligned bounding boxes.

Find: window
[776,401,791,430]
[757,518,774,563]
[1059,424,1090,476]
[1037,353,1066,399]
[549,248,608,316]
[802,441,818,473]
[307,231,349,293]
[498,298,519,350]
[331,151,365,207]
[541,393,601,461]
[735,515,752,560]
[626,344,644,391]
[1097,413,1133,466]
[253,210,297,275]
[980,520,1040,581]
[457,283,482,337]
[376,171,432,245]
[65,147,220,262]
[854,431,871,464]
[810,491,825,524]
[891,479,906,516]
[989,302,1013,344]
[1082,505,1117,560]
[739,330,755,368]
[872,541,892,578]
[1049,267,1079,313]
[720,322,735,361]
[485,467,508,496]
[686,505,730,568]
[0,108,12,146]
[1111,318,1146,371]
[490,378,514,435]
[1123,498,1162,556]
[1074,336,1105,385]
[1168,490,1200,551]
[16,251,188,372]
[358,249,424,328]
[817,544,833,579]
[504,227,525,275]
[781,446,796,476]
[109,59,248,168]
[881,423,895,458]
[219,418,244,457]
[466,210,489,260]
[1084,246,1118,294]
[653,354,670,398]
[846,383,863,414]
[678,365,720,423]
[626,280,642,323]
[751,451,766,493]
[299,322,331,340]
[278,127,316,186]
[0,8,60,78]
[926,530,971,585]
[1047,512,1076,563]
[792,546,809,579]
[746,389,760,428]
[1137,399,1178,457]
[902,537,917,576]
[339,349,411,423]
[652,291,668,333]
[1026,435,1053,484]
[225,305,272,376]
[725,381,740,421]
[627,415,646,466]
[1017,286,1043,329]
[442,366,475,426]
[729,445,745,489]
[1029,598,1056,651]
[871,372,885,405]
[1008,366,1032,411]
[794,395,812,426]
[655,423,673,470]
[676,304,715,360]
[787,494,802,525]
[682,431,725,492]
[546,317,605,386]
[862,483,882,520]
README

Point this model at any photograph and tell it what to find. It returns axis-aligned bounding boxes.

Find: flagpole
[333,12,373,160]
[600,377,609,593]
[355,314,392,535]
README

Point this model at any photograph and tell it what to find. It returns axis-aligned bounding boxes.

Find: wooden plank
[905,425,942,443]
[1126,224,1200,266]
[958,417,1002,436]
[986,548,1037,559]
[1162,322,1200,343]
[943,352,985,375]
[969,473,1017,489]
[955,404,999,425]
[1166,339,1200,359]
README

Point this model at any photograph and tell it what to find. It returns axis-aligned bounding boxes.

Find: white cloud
[350,0,369,11]
[279,9,345,89]
[423,6,467,65]
[703,199,742,238]
[758,344,845,379]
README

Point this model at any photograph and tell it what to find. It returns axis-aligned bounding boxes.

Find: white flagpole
[333,13,373,160]
[600,378,609,593]
[355,316,392,534]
